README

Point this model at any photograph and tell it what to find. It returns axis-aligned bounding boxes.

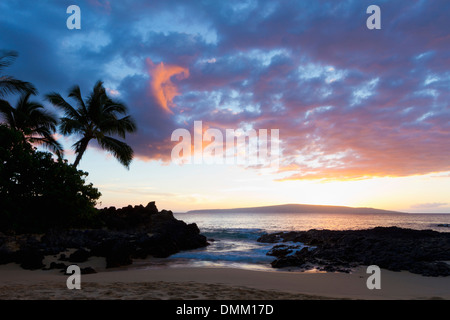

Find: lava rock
[105,239,135,268]
[0,201,209,272]
[81,267,97,274]
[267,245,294,257]
[259,227,450,277]
[17,248,44,270]
[68,248,91,263]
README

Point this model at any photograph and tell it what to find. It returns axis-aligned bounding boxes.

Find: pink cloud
[146,58,190,114]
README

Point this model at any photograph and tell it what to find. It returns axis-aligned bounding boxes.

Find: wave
[170,244,274,264]
[167,227,275,266]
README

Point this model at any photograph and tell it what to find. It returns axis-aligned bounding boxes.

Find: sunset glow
[1,0,449,213]
[147,58,189,114]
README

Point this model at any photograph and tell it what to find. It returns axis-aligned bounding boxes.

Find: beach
[2,0,450,308]
[1,261,449,300]
[1,212,450,300]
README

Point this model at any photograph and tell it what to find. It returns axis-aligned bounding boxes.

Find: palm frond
[86,81,107,123]
[0,77,37,97]
[30,135,64,159]
[59,117,84,135]
[45,92,81,119]
[29,108,58,132]
[68,85,87,115]
[14,93,58,132]
[100,115,137,138]
[0,51,36,97]
[98,136,134,169]
[5,92,62,157]
[103,100,129,115]
[0,99,15,128]
[93,80,105,96]
[0,50,18,69]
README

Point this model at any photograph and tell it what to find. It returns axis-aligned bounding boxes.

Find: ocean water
[143,212,450,271]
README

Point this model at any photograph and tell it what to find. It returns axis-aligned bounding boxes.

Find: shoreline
[1,222,449,300]
[1,262,449,300]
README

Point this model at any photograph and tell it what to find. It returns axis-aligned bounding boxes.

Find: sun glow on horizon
[6,1,449,218]
[77,147,450,214]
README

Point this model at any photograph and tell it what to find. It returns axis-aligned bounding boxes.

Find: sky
[1,0,449,213]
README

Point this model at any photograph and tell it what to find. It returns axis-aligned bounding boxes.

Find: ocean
[140,212,450,271]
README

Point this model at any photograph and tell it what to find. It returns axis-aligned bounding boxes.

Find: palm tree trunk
[73,138,90,168]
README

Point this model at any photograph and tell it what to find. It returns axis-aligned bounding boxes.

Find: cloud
[411,203,449,209]
[2,0,450,180]
[146,58,189,114]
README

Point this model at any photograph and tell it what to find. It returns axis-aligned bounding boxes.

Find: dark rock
[68,248,91,263]
[81,267,97,274]
[267,245,294,258]
[296,247,310,256]
[140,233,178,258]
[259,227,450,277]
[98,201,159,231]
[17,248,44,270]
[41,246,66,256]
[0,242,18,265]
[104,240,134,268]
[5,202,209,271]
[257,233,284,243]
[0,249,14,265]
[58,253,68,261]
[271,255,306,268]
[49,262,68,270]
[410,262,450,277]
[145,201,158,213]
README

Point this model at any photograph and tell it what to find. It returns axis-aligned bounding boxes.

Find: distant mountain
[186,204,406,215]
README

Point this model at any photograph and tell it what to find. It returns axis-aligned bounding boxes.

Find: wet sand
[0,262,449,300]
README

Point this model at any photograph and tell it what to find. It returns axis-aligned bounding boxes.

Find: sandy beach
[1,261,449,300]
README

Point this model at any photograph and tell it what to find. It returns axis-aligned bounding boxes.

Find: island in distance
[186,204,407,215]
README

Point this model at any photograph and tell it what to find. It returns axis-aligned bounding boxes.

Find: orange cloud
[146,58,189,114]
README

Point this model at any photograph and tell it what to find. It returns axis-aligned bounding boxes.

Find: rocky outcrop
[258,227,450,277]
[0,202,209,271]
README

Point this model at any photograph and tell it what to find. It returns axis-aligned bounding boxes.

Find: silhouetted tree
[46,81,137,168]
[0,92,63,158]
[0,125,101,233]
[0,50,36,97]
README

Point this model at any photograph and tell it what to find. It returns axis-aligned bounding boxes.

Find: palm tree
[45,81,137,168]
[0,50,36,98]
[0,92,63,158]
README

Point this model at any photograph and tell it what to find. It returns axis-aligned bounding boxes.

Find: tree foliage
[46,81,137,168]
[0,50,36,98]
[0,92,63,158]
[0,125,101,233]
